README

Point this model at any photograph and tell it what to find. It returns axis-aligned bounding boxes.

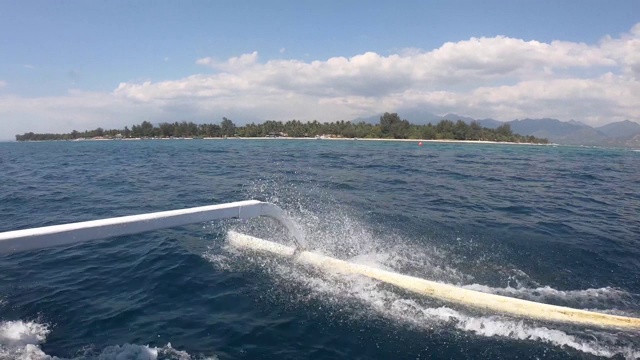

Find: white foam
[462,284,634,308]
[210,232,640,359]
[0,320,218,360]
[206,238,640,359]
[84,344,159,360]
[388,299,640,358]
[82,342,207,360]
[217,180,640,358]
[0,320,51,360]
[457,315,640,359]
[270,260,640,359]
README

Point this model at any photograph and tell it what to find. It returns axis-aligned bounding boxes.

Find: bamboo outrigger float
[227,231,640,330]
[1,200,639,330]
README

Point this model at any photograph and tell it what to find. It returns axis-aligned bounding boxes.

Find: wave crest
[462,284,635,309]
[0,320,218,360]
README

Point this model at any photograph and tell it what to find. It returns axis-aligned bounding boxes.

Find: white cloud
[195,51,259,71]
[395,74,639,123]
[600,23,640,78]
[2,23,640,139]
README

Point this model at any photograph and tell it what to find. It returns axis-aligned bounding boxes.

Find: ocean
[1,139,639,359]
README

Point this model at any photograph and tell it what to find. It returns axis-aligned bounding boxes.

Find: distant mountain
[440,113,476,123]
[476,118,505,129]
[351,112,640,147]
[596,120,640,138]
[508,118,585,137]
[504,118,606,145]
[619,133,640,147]
[554,127,609,145]
[403,111,504,126]
[397,109,441,124]
[567,119,590,127]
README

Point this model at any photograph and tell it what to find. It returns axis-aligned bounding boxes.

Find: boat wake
[203,184,640,359]
[462,284,637,312]
[207,238,640,359]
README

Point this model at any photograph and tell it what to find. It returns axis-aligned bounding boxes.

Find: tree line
[15,113,549,143]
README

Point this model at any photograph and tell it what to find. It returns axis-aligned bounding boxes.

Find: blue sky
[1,0,639,139]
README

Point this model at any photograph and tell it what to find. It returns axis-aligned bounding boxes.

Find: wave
[462,284,635,309]
[206,212,640,358]
[456,313,640,359]
[392,301,640,359]
[207,246,640,359]
[0,320,218,360]
[203,178,640,358]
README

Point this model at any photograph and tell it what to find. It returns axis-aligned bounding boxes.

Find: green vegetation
[15,113,548,143]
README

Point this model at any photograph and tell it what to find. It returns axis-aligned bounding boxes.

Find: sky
[0,0,639,140]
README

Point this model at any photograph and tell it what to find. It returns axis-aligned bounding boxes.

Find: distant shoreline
[14,136,551,146]
[235,137,548,145]
[14,115,550,144]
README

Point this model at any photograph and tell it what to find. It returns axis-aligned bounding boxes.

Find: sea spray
[203,178,640,358]
[0,319,218,360]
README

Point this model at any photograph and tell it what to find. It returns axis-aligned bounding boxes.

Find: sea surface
[1,139,639,360]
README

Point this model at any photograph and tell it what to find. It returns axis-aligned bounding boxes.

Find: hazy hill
[476,119,504,128]
[506,118,607,145]
[596,120,640,138]
[508,118,587,137]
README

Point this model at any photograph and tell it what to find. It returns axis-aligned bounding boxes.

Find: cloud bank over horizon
[1,23,640,139]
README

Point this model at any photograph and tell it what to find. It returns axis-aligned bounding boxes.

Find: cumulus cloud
[600,23,640,78]
[397,74,639,123]
[1,23,640,139]
[195,51,259,71]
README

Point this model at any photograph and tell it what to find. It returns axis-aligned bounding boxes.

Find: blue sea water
[0,139,639,360]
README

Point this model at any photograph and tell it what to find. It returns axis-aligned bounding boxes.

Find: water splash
[202,178,640,358]
[0,320,218,360]
[208,244,640,359]
[462,284,635,310]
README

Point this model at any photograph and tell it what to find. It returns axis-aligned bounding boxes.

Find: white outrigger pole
[0,200,306,254]
[1,200,639,330]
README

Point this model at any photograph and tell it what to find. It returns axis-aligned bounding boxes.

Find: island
[15,113,549,144]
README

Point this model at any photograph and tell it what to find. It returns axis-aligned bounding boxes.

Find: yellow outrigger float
[228,231,640,330]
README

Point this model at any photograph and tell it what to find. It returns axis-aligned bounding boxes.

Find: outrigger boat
[1,200,639,330]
